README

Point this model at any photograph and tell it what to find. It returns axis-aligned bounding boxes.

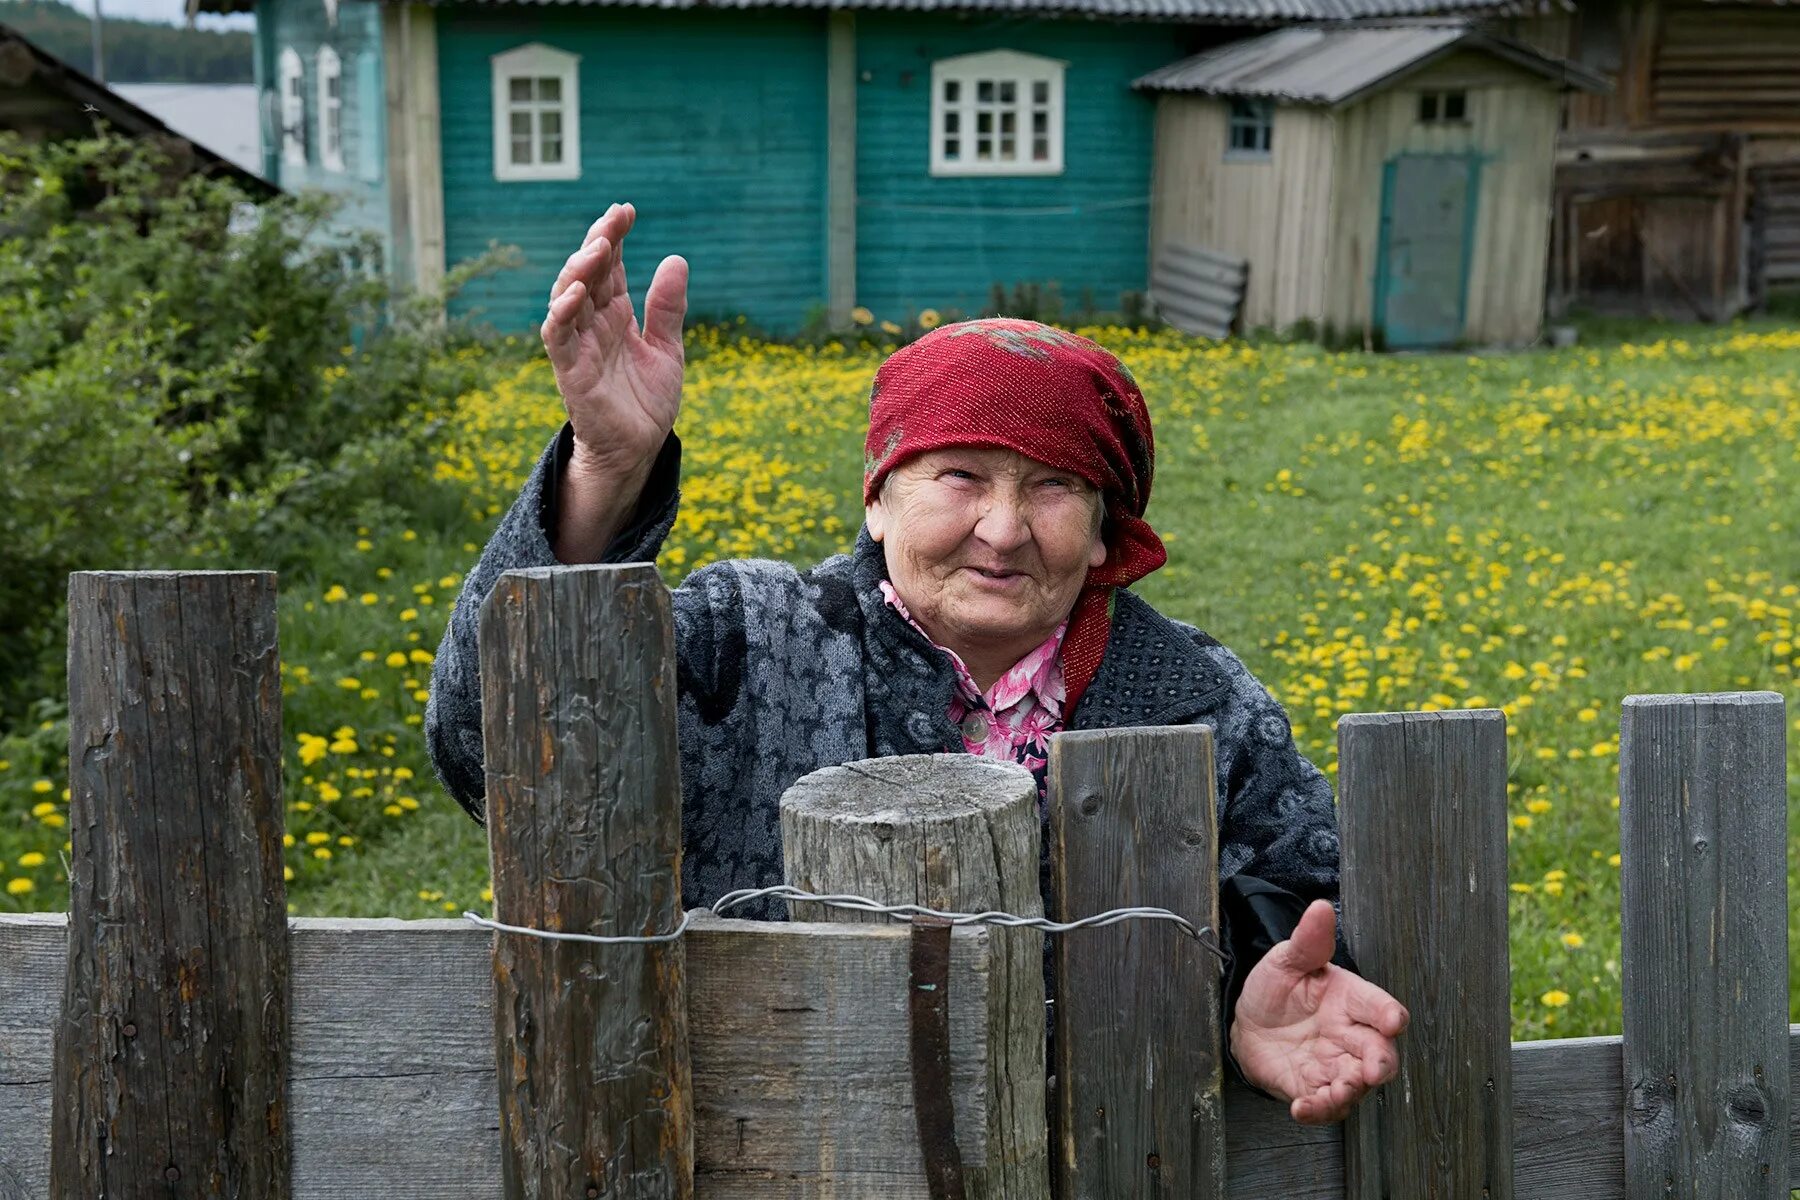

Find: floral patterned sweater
[425,423,1353,1055]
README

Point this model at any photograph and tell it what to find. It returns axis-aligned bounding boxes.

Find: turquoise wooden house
[207,0,1533,333]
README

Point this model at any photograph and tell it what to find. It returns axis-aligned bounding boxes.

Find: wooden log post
[1047,725,1225,1200]
[781,754,1051,1200]
[1338,709,1513,1200]
[1620,692,1788,1197]
[52,570,291,1198]
[479,564,693,1200]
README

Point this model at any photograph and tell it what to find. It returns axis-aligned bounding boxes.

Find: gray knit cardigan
[426,423,1348,1003]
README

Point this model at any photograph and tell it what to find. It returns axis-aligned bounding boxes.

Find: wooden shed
[1139,24,1606,348]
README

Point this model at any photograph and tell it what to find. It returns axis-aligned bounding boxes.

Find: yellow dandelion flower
[386,652,408,668]
[323,585,348,603]
[1526,798,1552,815]
[31,779,52,794]
[336,677,361,690]
[18,852,47,868]
[284,866,295,881]
[313,847,332,860]
[1540,990,1570,1007]
[850,306,874,326]
[7,878,34,895]
[1560,932,1584,949]
[359,593,379,606]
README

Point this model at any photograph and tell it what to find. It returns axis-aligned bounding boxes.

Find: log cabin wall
[1511,0,1800,318]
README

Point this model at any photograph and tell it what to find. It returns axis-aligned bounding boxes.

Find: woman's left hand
[1228,899,1410,1125]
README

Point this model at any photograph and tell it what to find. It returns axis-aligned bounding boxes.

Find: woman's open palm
[1230,899,1410,1125]
[539,202,689,478]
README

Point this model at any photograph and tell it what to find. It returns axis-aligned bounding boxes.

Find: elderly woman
[426,202,1407,1126]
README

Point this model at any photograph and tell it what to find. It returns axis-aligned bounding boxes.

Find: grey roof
[1134,22,1610,100]
[200,0,1546,20]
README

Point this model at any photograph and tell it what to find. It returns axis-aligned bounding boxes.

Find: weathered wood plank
[1338,710,1513,1200]
[1048,726,1224,1199]
[0,914,991,1200]
[479,564,693,1200]
[1620,692,1789,1198]
[781,754,1051,1200]
[9,907,1800,1199]
[53,571,290,1197]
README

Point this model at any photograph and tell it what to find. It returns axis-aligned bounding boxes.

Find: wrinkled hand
[539,202,689,481]
[1229,899,1409,1125]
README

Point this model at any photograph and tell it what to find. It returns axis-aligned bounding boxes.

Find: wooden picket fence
[0,565,1792,1199]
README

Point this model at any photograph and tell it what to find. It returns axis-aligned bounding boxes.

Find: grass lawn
[4,319,1798,1042]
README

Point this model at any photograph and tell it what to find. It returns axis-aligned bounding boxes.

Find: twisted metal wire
[463,883,1225,965]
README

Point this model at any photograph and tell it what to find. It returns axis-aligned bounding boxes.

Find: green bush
[0,131,514,727]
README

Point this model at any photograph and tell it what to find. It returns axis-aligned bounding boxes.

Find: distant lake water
[115,83,261,177]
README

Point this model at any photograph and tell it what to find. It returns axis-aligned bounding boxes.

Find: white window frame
[929,49,1066,178]
[492,43,581,182]
[1225,96,1274,160]
[317,45,345,173]
[279,47,306,167]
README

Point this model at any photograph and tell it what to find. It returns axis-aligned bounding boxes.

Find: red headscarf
[862,317,1166,717]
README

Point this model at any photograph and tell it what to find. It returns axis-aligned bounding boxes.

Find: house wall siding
[264,0,391,260]
[852,14,1197,324]
[1149,96,1335,332]
[435,7,829,334]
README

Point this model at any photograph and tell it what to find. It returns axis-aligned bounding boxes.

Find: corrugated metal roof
[1133,21,1607,100]
[200,0,1544,20]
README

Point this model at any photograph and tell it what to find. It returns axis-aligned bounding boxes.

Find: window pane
[510,77,531,103]
[977,137,992,160]
[1259,123,1272,151]
[944,137,960,160]
[977,111,992,134]
[541,136,562,163]
[1033,135,1049,160]
[944,79,960,103]
[977,80,994,103]
[1000,111,1015,135]
[1445,90,1466,120]
[511,136,532,164]
[1000,136,1015,158]
[327,77,340,99]
[945,111,959,133]
[999,80,1015,104]
[1032,110,1048,135]
[511,111,532,137]
[541,110,561,136]
[1418,92,1438,121]
[1033,80,1048,105]
[539,76,561,103]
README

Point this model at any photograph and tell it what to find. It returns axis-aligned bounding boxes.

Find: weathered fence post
[52,570,291,1198]
[1047,725,1225,1199]
[1338,709,1513,1200]
[480,564,694,1200]
[1619,692,1788,1197]
[781,754,1051,1200]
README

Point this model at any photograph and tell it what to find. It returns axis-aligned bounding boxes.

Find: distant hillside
[0,0,251,83]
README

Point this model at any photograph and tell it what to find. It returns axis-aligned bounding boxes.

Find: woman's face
[867,446,1107,663]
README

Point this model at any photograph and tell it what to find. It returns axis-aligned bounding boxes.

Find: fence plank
[1620,692,1789,1198]
[0,914,991,1200]
[1337,709,1513,1200]
[1047,726,1224,1199]
[480,564,693,1200]
[781,754,1050,1200]
[8,928,1800,1200]
[52,571,290,1198]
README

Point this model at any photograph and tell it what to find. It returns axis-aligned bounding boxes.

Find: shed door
[1376,154,1481,349]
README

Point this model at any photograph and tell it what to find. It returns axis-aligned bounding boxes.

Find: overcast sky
[67,0,253,31]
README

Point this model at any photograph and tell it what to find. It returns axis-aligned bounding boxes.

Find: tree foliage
[0,0,252,84]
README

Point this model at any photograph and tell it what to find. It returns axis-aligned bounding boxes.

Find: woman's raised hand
[540,202,689,483]
[538,203,689,564]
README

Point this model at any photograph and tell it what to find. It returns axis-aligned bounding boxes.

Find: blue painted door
[1375,154,1480,349]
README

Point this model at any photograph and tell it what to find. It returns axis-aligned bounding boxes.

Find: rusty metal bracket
[908,914,966,1200]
